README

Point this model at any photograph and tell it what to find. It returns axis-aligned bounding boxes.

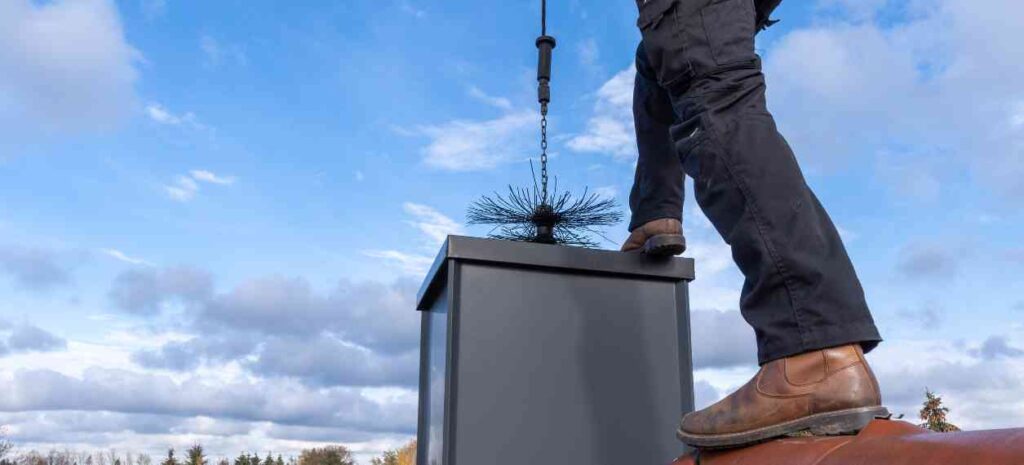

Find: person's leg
[633,0,885,446]
[621,41,687,256]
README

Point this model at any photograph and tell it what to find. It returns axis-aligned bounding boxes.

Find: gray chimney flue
[415,236,695,465]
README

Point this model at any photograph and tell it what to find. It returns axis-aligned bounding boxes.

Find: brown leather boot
[620,218,686,256]
[677,344,889,449]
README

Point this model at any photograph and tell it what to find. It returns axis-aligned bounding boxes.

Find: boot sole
[643,234,686,256]
[677,405,891,449]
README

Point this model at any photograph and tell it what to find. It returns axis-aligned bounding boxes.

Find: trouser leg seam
[700,112,811,348]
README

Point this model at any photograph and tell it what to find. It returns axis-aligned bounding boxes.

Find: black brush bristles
[467,172,621,248]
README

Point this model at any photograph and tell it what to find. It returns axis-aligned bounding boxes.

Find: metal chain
[540,113,548,203]
[538,0,549,204]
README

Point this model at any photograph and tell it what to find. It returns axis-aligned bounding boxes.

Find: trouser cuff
[757,320,882,365]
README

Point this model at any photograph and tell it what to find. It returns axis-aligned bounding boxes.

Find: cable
[541,0,547,36]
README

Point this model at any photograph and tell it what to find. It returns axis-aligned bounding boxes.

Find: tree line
[0,437,415,465]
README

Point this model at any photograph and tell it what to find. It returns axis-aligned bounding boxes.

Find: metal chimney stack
[414,236,695,465]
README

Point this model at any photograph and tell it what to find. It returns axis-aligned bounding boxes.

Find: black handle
[536,35,556,113]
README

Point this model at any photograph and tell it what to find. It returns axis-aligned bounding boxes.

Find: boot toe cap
[679,411,710,435]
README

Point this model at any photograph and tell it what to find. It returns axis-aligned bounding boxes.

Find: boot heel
[643,234,686,256]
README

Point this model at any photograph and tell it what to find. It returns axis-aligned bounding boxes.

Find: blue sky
[1,0,1023,463]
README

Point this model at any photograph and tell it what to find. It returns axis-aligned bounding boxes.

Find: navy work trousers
[629,0,881,364]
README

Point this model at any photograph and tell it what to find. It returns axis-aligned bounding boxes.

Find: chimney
[415,236,696,465]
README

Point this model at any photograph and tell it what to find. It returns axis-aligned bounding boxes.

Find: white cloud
[690,310,757,369]
[101,249,152,266]
[692,380,720,410]
[248,335,418,387]
[402,203,463,247]
[0,0,139,131]
[683,200,743,311]
[145,104,178,124]
[144,103,207,131]
[189,169,235,185]
[106,267,420,358]
[403,86,538,171]
[163,170,237,202]
[2,265,422,460]
[363,250,434,277]
[366,203,462,276]
[567,67,636,159]
[764,0,1024,195]
[413,110,535,171]
[467,86,513,111]
[0,367,417,436]
[164,176,200,202]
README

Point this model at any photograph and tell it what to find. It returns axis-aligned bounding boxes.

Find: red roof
[671,420,1024,465]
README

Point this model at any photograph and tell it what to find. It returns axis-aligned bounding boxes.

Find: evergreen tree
[236,453,262,465]
[186,445,207,465]
[161,449,179,465]
[275,455,284,465]
[919,389,961,432]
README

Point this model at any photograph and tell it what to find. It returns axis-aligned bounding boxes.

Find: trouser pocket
[636,0,694,90]
[701,0,757,66]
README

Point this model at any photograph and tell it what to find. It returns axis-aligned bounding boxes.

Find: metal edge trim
[414,310,431,465]
[442,262,461,465]
[417,237,451,311]
[447,235,695,280]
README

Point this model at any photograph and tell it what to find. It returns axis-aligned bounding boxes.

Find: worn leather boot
[677,344,889,449]
[620,218,686,256]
